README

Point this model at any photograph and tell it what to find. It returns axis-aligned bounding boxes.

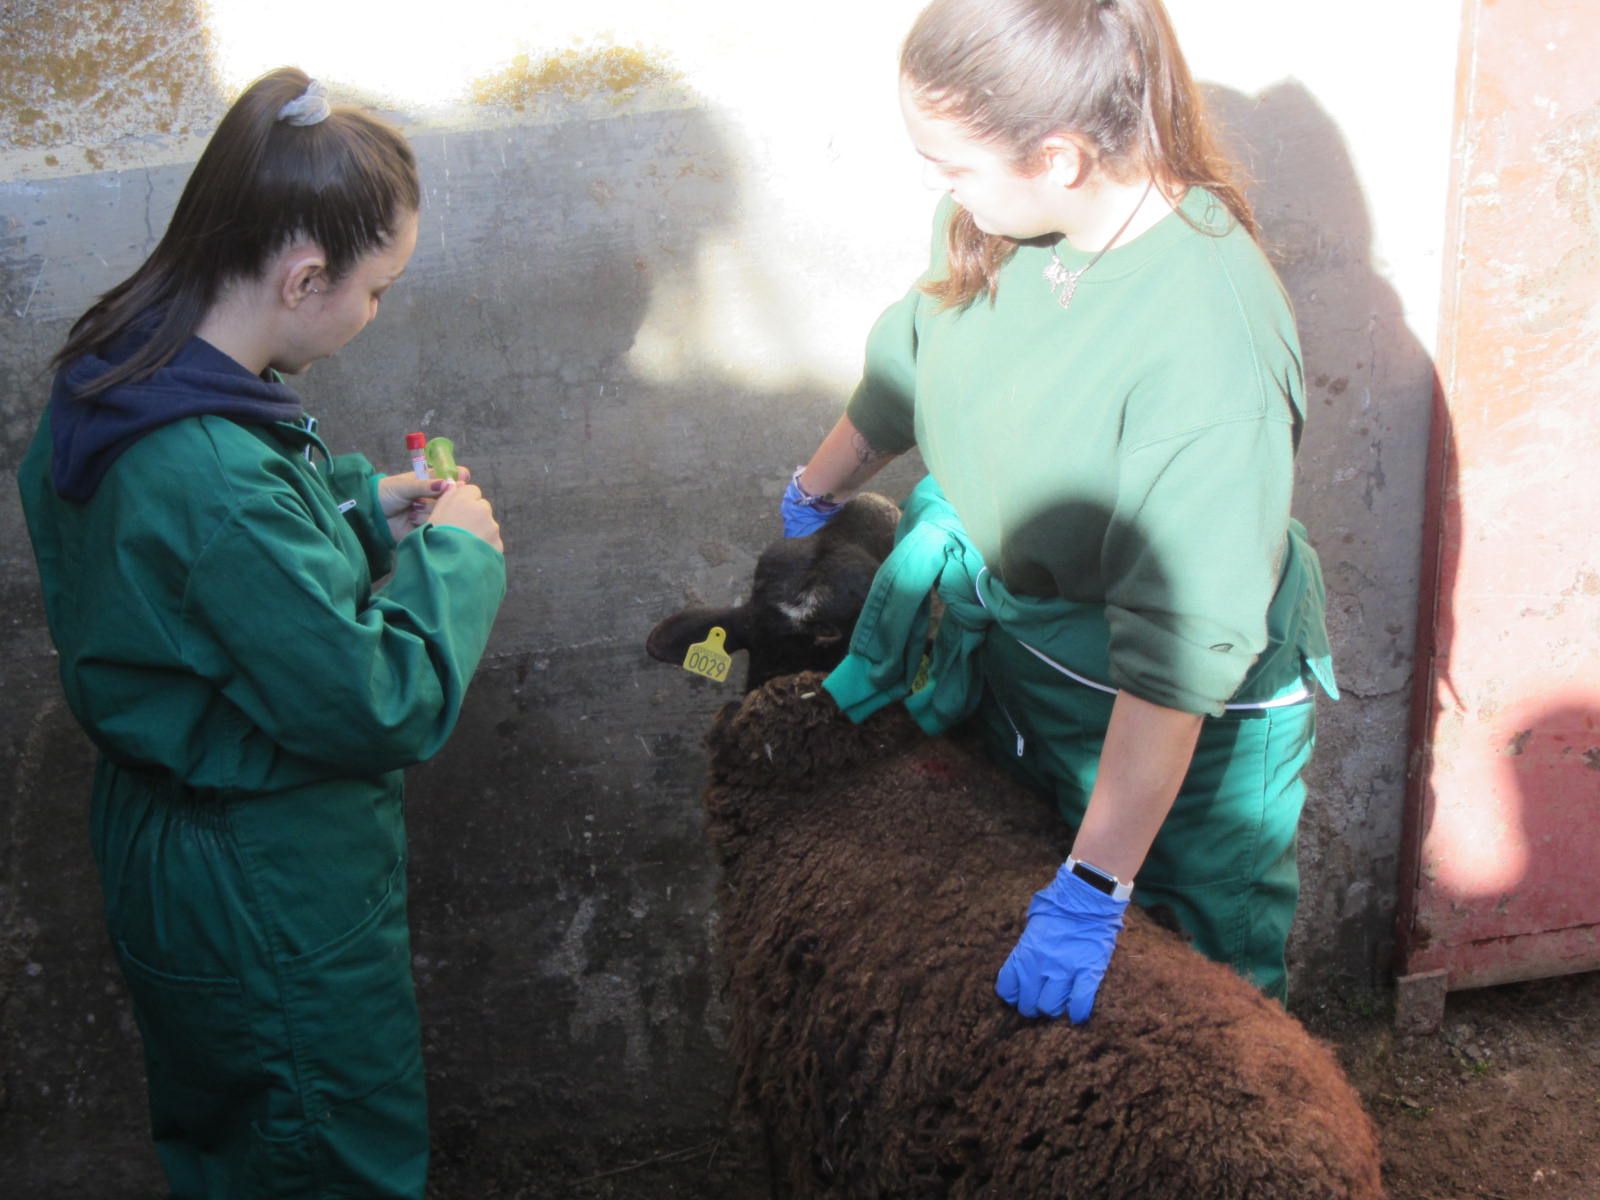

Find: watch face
[1070,860,1118,895]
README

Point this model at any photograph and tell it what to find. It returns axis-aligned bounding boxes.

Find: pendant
[1043,255,1082,310]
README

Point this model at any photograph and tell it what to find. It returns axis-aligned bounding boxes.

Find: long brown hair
[53,67,420,399]
[901,0,1255,309]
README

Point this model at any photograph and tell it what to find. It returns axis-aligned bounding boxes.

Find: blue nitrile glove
[781,467,843,538]
[996,862,1128,1023]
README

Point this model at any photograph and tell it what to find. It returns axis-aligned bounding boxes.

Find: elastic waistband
[102,760,233,829]
[975,569,1312,714]
[1011,637,1311,713]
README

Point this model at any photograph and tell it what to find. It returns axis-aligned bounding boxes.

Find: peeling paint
[0,0,225,160]
[1516,104,1600,334]
[468,45,680,114]
[1539,104,1600,233]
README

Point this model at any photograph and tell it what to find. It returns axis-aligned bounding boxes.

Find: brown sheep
[701,671,1384,1197]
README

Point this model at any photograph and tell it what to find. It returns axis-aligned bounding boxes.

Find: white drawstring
[973,568,1310,712]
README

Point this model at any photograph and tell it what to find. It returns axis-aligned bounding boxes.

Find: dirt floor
[429,971,1600,1199]
[1304,970,1600,1200]
[428,1121,770,1199]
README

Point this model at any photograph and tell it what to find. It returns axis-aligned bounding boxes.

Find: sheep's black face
[646,494,901,692]
[738,536,885,690]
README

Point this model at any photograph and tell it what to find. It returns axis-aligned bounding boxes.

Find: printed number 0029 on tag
[682,627,732,684]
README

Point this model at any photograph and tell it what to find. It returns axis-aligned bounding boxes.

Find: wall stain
[0,0,224,158]
[1518,104,1600,334]
[468,45,680,113]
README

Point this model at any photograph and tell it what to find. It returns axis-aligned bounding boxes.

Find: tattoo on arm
[812,426,897,503]
[851,430,888,466]
[817,431,893,502]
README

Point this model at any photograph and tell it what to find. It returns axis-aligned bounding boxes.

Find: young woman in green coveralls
[782,0,1337,1021]
[18,70,505,1197]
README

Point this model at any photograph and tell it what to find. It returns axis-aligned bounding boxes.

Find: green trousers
[973,631,1316,1001]
[91,760,428,1198]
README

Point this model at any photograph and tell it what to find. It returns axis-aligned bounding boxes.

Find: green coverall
[19,410,505,1197]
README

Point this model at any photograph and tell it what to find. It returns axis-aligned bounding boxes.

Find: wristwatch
[1066,856,1134,902]
[787,466,841,511]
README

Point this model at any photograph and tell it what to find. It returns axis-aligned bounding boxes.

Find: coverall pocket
[277,857,421,1111]
[116,940,266,1143]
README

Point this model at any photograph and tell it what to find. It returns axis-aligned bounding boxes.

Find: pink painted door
[1398,0,1600,995]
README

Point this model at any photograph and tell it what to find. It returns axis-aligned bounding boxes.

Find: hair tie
[277,80,330,127]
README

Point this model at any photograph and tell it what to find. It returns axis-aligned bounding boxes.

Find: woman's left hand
[996,862,1128,1023]
[378,466,473,542]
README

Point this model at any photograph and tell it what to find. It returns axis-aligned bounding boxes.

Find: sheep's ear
[645,606,752,664]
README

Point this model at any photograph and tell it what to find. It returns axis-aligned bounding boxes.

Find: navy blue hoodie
[50,327,303,502]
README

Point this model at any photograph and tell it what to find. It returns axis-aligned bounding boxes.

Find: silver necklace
[1042,179,1156,311]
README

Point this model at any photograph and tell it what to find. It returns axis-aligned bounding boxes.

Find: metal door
[1396,0,1600,1031]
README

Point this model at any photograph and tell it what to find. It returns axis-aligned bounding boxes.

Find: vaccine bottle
[406,432,430,479]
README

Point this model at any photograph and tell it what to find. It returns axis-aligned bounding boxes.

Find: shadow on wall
[1202,80,1453,991]
[1395,692,1600,1003]
[1493,702,1600,964]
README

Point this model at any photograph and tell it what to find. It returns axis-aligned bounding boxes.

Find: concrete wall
[0,0,1459,1191]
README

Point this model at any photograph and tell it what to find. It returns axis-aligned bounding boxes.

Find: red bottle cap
[405,432,426,450]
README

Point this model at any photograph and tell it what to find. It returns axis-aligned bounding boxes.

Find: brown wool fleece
[704,672,1384,1199]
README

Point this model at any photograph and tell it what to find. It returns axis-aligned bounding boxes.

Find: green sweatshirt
[19,411,505,795]
[847,189,1314,715]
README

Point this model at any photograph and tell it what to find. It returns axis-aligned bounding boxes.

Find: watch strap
[787,466,842,512]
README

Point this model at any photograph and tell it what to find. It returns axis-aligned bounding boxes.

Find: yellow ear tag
[910,653,932,694]
[682,626,732,684]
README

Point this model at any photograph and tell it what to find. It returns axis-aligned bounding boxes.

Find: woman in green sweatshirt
[18,70,505,1197]
[783,0,1337,1019]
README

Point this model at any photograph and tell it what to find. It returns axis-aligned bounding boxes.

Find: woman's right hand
[427,481,503,553]
[783,414,899,538]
